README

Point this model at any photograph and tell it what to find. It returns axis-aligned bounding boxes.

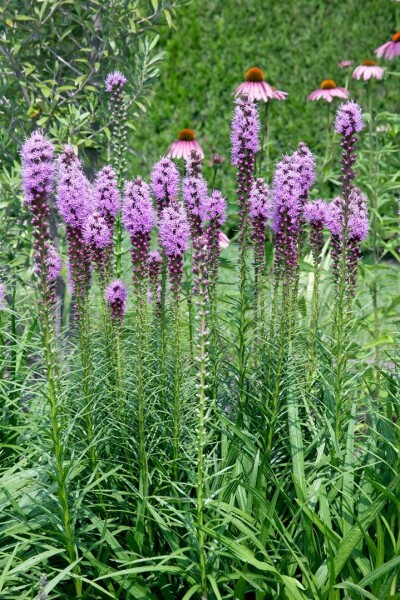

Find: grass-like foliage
[1,60,400,600]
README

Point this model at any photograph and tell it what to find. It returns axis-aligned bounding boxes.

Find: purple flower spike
[83,213,113,250]
[231,95,260,166]
[151,158,180,215]
[205,190,227,283]
[105,71,127,93]
[148,250,162,312]
[21,131,55,207]
[304,200,329,262]
[159,201,190,297]
[292,142,316,203]
[94,166,120,228]
[46,245,62,282]
[57,146,92,229]
[335,101,364,137]
[123,177,156,286]
[205,190,227,226]
[249,178,271,271]
[105,279,127,325]
[183,174,208,235]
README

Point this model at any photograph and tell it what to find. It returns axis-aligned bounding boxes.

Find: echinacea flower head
[307,80,349,103]
[105,71,127,92]
[375,32,400,60]
[335,101,364,136]
[159,201,190,257]
[21,131,55,206]
[105,279,127,323]
[338,60,354,69]
[231,95,261,165]
[46,245,62,282]
[57,146,93,229]
[122,177,155,236]
[270,87,288,101]
[83,212,113,249]
[353,60,385,81]
[167,129,204,160]
[234,67,275,102]
[151,157,180,211]
[94,166,120,225]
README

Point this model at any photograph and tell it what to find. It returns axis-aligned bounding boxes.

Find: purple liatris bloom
[335,101,364,200]
[249,178,271,271]
[159,201,190,297]
[185,150,204,178]
[21,132,59,305]
[151,157,179,215]
[183,174,208,236]
[203,190,227,283]
[93,166,120,229]
[105,71,127,93]
[304,200,328,262]
[105,279,127,325]
[122,177,155,287]
[271,154,303,280]
[46,245,63,282]
[57,146,92,300]
[0,282,5,310]
[83,212,113,282]
[292,142,316,205]
[148,250,162,311]
[335,101,364,138]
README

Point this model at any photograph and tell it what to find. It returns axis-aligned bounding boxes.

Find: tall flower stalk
[93,165,120,277]
[203,190,227,400]
[151,158,180,400]
[56,146,95,468]
[231,95,260,408]
[304,200,328,388]
[105,280,127,420]
[105,72,127,278]
[327,101,364,444]
[193,236,210,599]
[159,201,190,475]
[123,177,155,497]
[22,132,82,597]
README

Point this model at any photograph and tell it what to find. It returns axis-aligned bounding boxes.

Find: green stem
[258,102,270,176]
[172,293,181,478]
[136,286,148,504]
[307,252,321,393]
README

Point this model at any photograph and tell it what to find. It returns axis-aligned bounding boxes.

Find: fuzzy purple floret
[94,166,120,225]
[326,190,368,241]
[183,175,208,222]
[249,178,271,221]
[205,190,227,226]
[57,146,93,229]
[272,155,303,233]
[304,200,328,227]
[292,142,316,200]
[21,131,55,206]
[151,158,180,211]
[105,71,127,92]
[335,101,364,137]
[83,212,113,249]
[159,201,190,257]
[231,96,261,166]
[46,245,62,282]
[105,279,127,323]
[122,177,155,235]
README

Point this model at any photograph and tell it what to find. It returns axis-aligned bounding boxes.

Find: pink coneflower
[338,60,353,69]
[167,129,204,161]
[375,32,400,60]
[353,60,385,81]
[234,67,275,102]
[307,80,349,103]
[219,231,230,249]
[270,86,288,101]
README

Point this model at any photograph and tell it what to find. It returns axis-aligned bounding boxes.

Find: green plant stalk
[196,271,209,599]
[110,90,127,279]
[172,292,181,478]
[265,276,280,409]
[76,294,96,471]
[160,250,168,404]
[209,275,219,401]
[258,101,269,176]
[238,213,249,411]
[307,249,321,392]
[136,285,148,501]
[114,321,125,421]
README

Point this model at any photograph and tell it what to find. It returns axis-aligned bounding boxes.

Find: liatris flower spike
[148,250,162,310]
[307,80,349,102]
[168,129,204,161]
[105,71,127,92]
[105,279,127,325]
[375,32,400,60]
[183,173,208,237]
[93,166,120,229]
[203,189,227,280]
[234,67,286,102]
[122,177,155,286]
[338,60,354,69]
[231,95,261,166]
[304,200,328,261]
[159,201,190,297]
[292,142,316,204]
[83,212,113,281]
[353,60,385,81]
[249,178,271,261]
[151,157,180,215]
[46,245,63,282]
